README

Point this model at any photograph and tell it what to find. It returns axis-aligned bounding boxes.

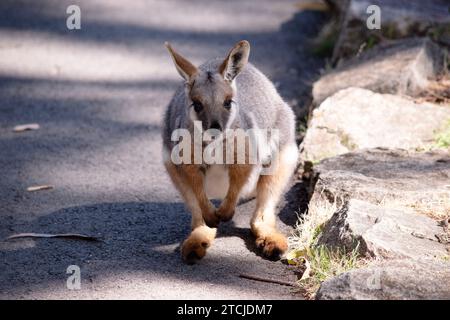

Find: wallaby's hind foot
[255,231,288,260]
[182,226,216,264]
[216,207,235,222]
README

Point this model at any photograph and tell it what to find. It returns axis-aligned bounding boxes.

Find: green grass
[312,34,336,58]
[311,19,340,58]
[434,120,450,149]
[287,199,365,298]
[338,130,358,151]
[365,35,377,50]
[298,122,308,135]
[288,243,363,299]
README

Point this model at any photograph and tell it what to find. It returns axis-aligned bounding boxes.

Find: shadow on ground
[0,196,303,297]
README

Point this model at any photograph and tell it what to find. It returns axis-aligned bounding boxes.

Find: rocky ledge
[304,148,450,299]
[295,0,449,300]
[301,88,450,162]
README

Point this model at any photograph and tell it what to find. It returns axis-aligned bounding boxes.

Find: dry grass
[288,197,338,251]
[415,61,450,105]
[288,197,366,299]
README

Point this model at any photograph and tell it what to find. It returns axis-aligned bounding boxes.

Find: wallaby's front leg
[164,161,217,264]
[179,164,220,228]
[216,164,253,222]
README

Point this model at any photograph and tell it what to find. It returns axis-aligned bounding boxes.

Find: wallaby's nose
[210,121,222,131]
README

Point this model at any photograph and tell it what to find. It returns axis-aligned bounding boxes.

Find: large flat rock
[313,38,445,105]
[318,199,448,260]
[309,148,450,212]
[301,88,450,162]
[316,258,450,300]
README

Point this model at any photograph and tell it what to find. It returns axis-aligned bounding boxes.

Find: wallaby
[162,40,298,264]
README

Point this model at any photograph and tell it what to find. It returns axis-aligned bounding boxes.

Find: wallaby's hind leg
[250,143,298,259]
[164,160,217,264]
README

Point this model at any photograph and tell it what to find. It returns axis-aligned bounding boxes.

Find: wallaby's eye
[192,100,203,113]
[223,99,233,110]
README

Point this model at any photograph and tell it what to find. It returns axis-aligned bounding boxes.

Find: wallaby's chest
[204,165,230,200]
[203,164,260,200]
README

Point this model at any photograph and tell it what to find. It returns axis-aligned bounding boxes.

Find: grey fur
[162,58,296,153]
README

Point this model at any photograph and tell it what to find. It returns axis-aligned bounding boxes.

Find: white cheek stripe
[230,80,237,94]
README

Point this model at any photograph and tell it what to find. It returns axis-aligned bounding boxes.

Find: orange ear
[219,40,250,82]
[165,42,198,81]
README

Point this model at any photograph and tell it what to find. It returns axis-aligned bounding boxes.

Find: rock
[313,38,446,105]
[316,258,450,300]
[318,199,448,260]
[306,148,450,299]
[300,88,450,162]
[309,148,450,217]
[332,0,450,61]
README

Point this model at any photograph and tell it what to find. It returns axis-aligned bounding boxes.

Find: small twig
[5,233,101,242]
[13,123,40,132]
[27,185,54,192]
[239,273,296,287]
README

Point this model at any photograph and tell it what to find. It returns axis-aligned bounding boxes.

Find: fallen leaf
[286,249,312,280]
[5,233,100,242]
[13,123,40,132]
[239,273,296,287]
[27,185,54,192]
[286,248,307,265]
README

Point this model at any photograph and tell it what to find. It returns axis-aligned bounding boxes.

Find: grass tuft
[300,244,362,298]
[288,198,366,298]
[288,198,337,251]
[434,120,450,149]
[378,194,450,221]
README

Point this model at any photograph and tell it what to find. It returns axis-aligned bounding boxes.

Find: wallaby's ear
[165,42,198,81]
[219,40,250,82]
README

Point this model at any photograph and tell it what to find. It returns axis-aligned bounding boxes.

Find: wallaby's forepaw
[203,211,220,228]
[181,226,216,264]
[255,232,288,260]
[200,202,220,228]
